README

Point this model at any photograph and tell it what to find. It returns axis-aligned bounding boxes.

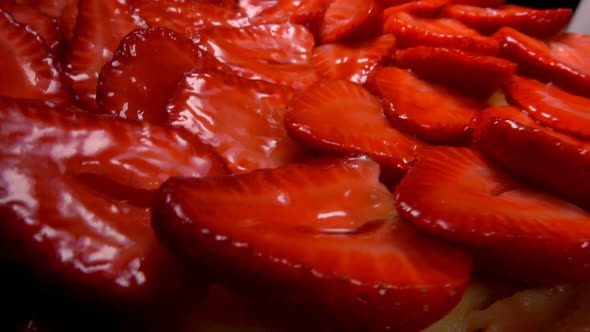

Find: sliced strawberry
[64,0,147,111]
[448,0,505,5]
[472,106,590,211]
[284,80,419,177]
[0,97,227,322]
[235,0,278,17]
[167,69,308,173]
[367,66,480,143]
[383,11,499,55]
[494,28,590,98]
[505,76,590,140]
[382,0,449,17]
[318,0,381,44]
[97,27,220,123]
[152,156,472,332]
[14,0,78,42]
[395,46,516,100]
[196,23,318,90]
[394,146,590,285]
[311,34,396,84]
[134,0,249,37]
[246,0,326,32]
[445,4,572,37]
[0,9,70,103]
[0,1,62,54]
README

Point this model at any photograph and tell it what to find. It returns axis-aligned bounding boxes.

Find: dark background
[510,0,580,9]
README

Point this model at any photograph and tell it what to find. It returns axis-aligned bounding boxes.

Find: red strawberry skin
[318,0,382,44]
[0,97,228,319]
[152,157,472,332]
[395,146,590,285]
[473,106,590,211]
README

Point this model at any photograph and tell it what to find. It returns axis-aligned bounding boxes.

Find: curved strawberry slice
[505,76,590,140]
[64,0,147,111]
[395,46,516,100]
[368,66,479,143]
[473,106,590,211]
[245,0,326,30]
[383,11,499,55]
[197,23,318,90]
[494,28,590,98]
[14,0,77,42]
[152,157,472,332]
[97,27,220,123]
[311,34,396,84]
[284,79,420,176]
[0,9,70,103]
[318,0,381,43]
[445,4,572,37]
[395,146,590,285]
[382,0,449,16]
[166,69,308,173]
[0,98,227,321]
[448,0,505,5]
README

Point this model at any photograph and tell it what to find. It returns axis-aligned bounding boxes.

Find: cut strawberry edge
[472,105,590,211]
[318,0,382,44]
[394,145,590,285]
[382,0,449,17]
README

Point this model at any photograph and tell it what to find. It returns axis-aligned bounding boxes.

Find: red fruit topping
[311,34,396,84]
[494,27,590,98]
[382,0,449,16]
[505,75,590,140]
[197,23,319,90]
[368,66,479,143]
[395,146,590,285]
[448,0,506,5]
[445,4,572,37]
[65,0,147,110]
[0,9,70,103]
[152,156,472,332]
[473,106,590,210]
[246,0,326,30]
[167,69,307,173]
[318,0,382,43]
[97,27,217,123]
[15,0,78,42]
[395,46,516,100]
[383,11,499,55]
[284,79,419,175]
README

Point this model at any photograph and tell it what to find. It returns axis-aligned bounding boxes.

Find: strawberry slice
[0,1,62,54]
[134,0,249,37]
[97,27,220,123]
[196,23,319,90]
[166,69,308,173]
[152,157,472,332]
[473,106,590,210]
[394,146,590,285]
[382,0,449,17]
[0,9,70,103]
[311,34,396,84]
[494,28,590,98]
[244,0,326,31]
[64,0,147,111]
[448,0,505,5]
[367,66,480,143]
[14,0,78,42]
[0,97,227,322]
[505,75,590,140]
[383,11,499,55]
[395,46,516,100]
[284,79,419,178]
[318,0,381,44]
[445,4,573,37]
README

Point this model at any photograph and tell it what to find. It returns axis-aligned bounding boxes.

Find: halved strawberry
[395,46,516,100]
[445,4,572,37]
[394,146,590,285]
[97,27,220,123]
[166,69,308,173]
[0,97,227,323]
[311,34,396,84]
[367,66,480,143]
[196,23,318,90]
[284,79,420,178]
[472,106,590,210]
[0,9,70,103]
[318,0,382,44]
[383,11,499,55]
[504,75,590,140]
[134,0,249,37]
[152,156,472,332]
[382,0,449,17]
[64,0,147,111]
[493,27,590,98]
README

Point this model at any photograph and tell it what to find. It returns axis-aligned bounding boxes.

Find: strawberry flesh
[395,146,590,285]
[318,0,382,43]
[152,156,472,332]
